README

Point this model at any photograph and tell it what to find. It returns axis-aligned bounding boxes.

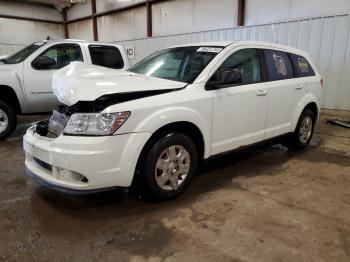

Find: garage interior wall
[245,0,350,25]
[0,1,64,55]
[0,0,349,111]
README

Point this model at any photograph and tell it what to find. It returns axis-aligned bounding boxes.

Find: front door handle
[256,89,269,96]
[295,84,304,90]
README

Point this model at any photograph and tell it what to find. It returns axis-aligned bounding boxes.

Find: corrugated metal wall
[115,14,350,111]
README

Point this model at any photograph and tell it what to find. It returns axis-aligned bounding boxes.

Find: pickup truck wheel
[287,109,315,150]
[140,133,198,201]
[0,101,17,140]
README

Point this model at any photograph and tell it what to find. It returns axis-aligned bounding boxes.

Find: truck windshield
[2,42,46,64]
[128,46,223,83]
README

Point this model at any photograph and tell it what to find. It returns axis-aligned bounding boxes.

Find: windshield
[128,46,223,83]
[2,42,46,64]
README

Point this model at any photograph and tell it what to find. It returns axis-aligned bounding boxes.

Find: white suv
[23,41,323,200]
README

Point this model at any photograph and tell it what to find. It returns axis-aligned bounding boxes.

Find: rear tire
[0,100,17,140]
[138,133,198,201]
[287,108,315,150]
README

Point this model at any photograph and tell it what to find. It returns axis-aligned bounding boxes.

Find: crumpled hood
[52,62,187,106]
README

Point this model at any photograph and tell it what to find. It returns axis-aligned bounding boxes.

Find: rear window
[289,54,315,77]
[264,49,293,81]
[89,45,124,69]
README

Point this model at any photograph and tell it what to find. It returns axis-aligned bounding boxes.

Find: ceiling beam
[0,13,61,24]
[1,0,56,9]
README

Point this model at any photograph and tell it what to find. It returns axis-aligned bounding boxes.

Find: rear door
[262,49,307,139]
[210,48,270,155]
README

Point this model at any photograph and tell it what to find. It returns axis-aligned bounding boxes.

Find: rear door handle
[295,84,304,90]
[256,89,269,96]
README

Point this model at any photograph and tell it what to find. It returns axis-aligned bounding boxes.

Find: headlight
[64,111,130,136]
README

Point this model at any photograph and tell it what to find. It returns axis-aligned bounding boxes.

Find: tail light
[320,78,324,87]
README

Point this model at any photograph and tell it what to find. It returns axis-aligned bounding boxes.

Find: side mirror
[32,56,56,69]
[207,68,242,89]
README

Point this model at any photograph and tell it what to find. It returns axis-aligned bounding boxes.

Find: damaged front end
[32,89,180,138]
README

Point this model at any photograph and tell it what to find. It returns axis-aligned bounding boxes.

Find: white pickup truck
[0,39,129,139]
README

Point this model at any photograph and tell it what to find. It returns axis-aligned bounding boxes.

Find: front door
[23,43,84,113]
[210,48,269,155]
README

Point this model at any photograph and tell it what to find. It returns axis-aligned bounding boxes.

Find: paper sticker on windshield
[34,41,46,46]
[197,47,222,53]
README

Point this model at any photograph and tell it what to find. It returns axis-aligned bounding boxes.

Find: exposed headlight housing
[64,111,130,136]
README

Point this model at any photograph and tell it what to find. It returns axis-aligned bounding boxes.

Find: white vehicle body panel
[23,41,323,192]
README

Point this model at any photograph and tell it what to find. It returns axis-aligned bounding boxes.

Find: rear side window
[289,54,315,77]
[89,45,124,69]
[264,49,293,81]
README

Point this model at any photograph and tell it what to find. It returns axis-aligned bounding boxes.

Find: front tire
[139,133,198,201]
[287,108,315,150]
[0,100,17,140]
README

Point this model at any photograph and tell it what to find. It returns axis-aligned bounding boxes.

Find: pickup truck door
[23,43,85,113]
[209,48,269,155]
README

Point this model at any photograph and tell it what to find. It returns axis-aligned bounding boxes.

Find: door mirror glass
[32,56,56,69]
[208,68,242,89]
[217,68,242,86]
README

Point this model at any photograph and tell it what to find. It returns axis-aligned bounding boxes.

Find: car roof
[169,41,307,56]
[40,39,123,46]
[171,41,234,48]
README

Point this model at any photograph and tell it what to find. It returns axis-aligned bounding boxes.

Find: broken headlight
[64,111,130,136]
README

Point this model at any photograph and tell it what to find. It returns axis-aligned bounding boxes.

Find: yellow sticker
[298,57,309,72]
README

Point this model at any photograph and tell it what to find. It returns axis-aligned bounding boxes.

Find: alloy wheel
[0,109,9,134]
[154,145,191,191]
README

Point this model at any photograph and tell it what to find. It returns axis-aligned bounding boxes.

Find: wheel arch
[138,121,206,163]
[291,94,320,132]
[0,85,22,113]
[130,121,206,190]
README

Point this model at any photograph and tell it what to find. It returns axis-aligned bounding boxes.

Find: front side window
[89,45,124,69]
[32,44,83,70]
[2,42,46,64]
[289,54,315,78]
[264,49,293,81]
[128,46,223,83]
[209,48,261,88]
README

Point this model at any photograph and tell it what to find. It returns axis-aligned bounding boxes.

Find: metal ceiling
[1,0,87,11]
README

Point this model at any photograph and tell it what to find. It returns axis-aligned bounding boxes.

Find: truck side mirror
[32,56,56,70]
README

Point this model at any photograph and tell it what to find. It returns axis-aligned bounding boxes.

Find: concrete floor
[0,114,349,262]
